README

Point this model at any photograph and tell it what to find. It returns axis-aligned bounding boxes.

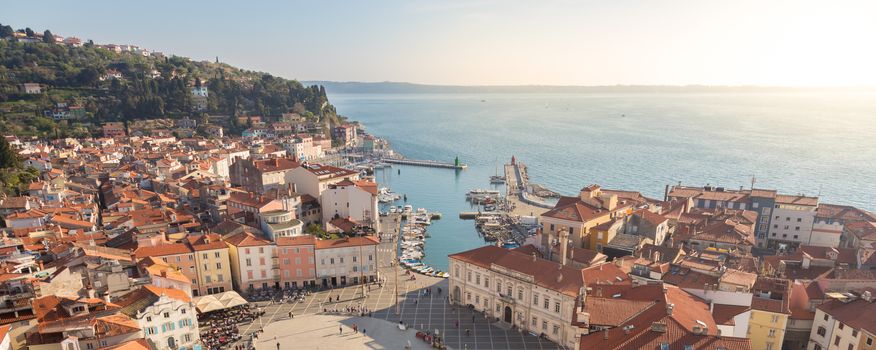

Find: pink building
[277,235,317,288]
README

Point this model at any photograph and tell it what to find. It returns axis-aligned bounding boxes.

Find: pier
[382,158,467,169]
[505,160,554,209]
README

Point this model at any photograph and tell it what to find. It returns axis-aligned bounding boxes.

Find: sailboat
[489,158,505,184]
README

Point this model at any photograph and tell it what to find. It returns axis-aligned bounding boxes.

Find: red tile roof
[449,245,586,297]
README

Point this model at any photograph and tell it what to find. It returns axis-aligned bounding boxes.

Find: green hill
[0,24,338,138]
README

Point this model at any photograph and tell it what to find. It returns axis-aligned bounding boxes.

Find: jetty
[382,157,467,170]
[505,157,554,209]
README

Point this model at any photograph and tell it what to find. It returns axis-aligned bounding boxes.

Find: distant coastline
[306,81,876,94]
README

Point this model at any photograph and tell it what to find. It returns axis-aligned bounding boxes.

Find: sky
[4,0,876,86]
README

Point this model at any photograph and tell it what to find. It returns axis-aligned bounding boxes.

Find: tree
[25,27,34,37]
[0,24,13,38]
[0,137,18,169]
[42,30,54,43]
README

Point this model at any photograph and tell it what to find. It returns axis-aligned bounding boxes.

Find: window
[283,258,290,265]
[660,343,669,350]
[825,314,830,321]
[840,323,845,330]
[467,271,472,282]
[259,247,264,253]
[817,326,826,336]
[768,329,776,337]
[766,343,773,350]
[533,294,539,306]
[202,253,208,259]
[867,337,873,346]
[205,275,212,283]
[797,218,802,222]
[544,298,549,309]
[554,302,560,313]
[518,288,523,300]
[532,317,537,327]
[497,282,502,293]
[550,224,555,231]
[215,252,220,258]
[146,316,152,322]
[853,330,859,337]
[849,345,854,350]
[246,258,252,267]
[484,278,489,288]
[542,321,548,331]
[164,312,170,318]
[552,325,559,335]
[814,345,822,350]
[454,265,460,278]
[771,315,779,323]
[353,256,357,262]
[216,263,222,269]
[218,274,224,282]
[476,273,481,285]
[795,226,800,231]
[475,295,479,304]
[836,336,842,346]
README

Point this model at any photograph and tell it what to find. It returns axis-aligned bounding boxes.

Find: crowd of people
[198,305,261,350]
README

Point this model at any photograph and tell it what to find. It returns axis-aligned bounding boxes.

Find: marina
[396,211,450,278]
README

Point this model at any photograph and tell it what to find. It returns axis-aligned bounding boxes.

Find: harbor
[457,156,557,248]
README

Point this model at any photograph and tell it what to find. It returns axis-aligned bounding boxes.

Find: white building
[314,236,379,287]
[767,195,819,250]
[448,245,588,349]
[289,164,359,202]
[320,179,379,230]
[808,291,876,350]
[191,86,208,97]
[260,209,304,240]
[115,285,200,350]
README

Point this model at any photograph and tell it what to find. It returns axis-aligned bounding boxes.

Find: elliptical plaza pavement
[236,214,562,350]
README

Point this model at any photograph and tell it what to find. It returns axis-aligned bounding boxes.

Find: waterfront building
[277,235,317,288]
[540,185,633,253]
[225,232,277,291]
[320,179,379,231]
[448,245,587,349]
[314,236,379,287]
[766,195,819,251]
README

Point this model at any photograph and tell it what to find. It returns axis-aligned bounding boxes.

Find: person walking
[339,326,343,335]
[276,342,280,350]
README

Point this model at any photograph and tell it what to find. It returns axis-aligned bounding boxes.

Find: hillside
[0,25,339,138]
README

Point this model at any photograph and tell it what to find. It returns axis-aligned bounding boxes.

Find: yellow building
[189,233,233,295]
[748,277,791,350]
[588,218,624,252]
[860,330,876,350]
[540,185,631,251]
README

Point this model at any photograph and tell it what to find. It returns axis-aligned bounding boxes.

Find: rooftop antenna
[750,175,756,190]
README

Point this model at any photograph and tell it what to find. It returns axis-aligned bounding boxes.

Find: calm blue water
[331,92,876,270]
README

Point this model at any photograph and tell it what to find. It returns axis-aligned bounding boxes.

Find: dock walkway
[382,158,467,169]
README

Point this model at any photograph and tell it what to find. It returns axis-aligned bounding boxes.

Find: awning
[193,291,247,313]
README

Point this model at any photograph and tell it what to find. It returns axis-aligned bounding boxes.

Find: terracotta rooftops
[449,245,586,297]
[315,236,379,249]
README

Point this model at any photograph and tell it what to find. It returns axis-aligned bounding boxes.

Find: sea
[328,91,876,271]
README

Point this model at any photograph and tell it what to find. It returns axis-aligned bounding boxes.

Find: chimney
[666,303,674,315]
[532,252,537,262]
[864,291,873,303]
[560,229,569,266]
[603,329,609,340]
[596,287,603,297]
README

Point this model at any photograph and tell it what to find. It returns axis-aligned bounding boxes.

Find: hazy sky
[5,0,875,86]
